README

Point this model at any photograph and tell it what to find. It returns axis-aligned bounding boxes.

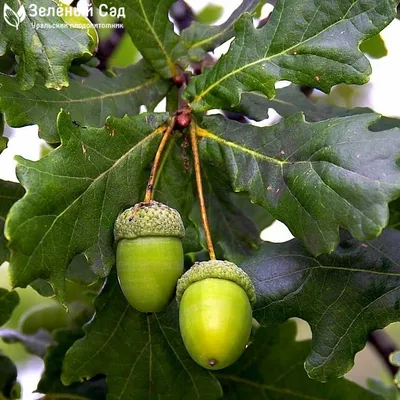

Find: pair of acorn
[114,201,256,370]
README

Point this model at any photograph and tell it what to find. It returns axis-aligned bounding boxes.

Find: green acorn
[177,260,256,370]
[114,201,185,312]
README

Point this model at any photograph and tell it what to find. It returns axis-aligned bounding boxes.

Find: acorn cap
[114,201,185,242]
[176,260,256,306]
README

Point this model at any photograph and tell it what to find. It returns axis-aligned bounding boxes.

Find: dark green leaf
[62,270,222,399]
[181,0,260,62]
[6,111,169,301]
[0,0,95,90]
[234,85,400,130]
[184,0,397,112]
[0,60,171,143]
[360,34,388,58]
[94,0,186,78]
[196,113,400,255]
[0,353,19,400]
[219,321,381,399]
[0,328,54,358]
[240,228,400,381]
[0,288,19,327]
[0,180,25,264]
[37,329,107,400]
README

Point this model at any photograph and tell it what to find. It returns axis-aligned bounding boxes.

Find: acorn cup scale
[177,260,256,370]
[114,201,185,313]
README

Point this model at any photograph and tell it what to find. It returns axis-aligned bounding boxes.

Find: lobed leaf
[181,0,261,62]
[0,0,94,90]
[94,0,186,78]
[0,60,171,143]
[219,321,381,399]
[196,113,400,255]
[62,270,222,400]
[234,85,400,130]
[241,228,400,381]
[5,111,169,301]
[185,0,397,112]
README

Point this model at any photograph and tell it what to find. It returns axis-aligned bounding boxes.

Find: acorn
[114,201,185,312]
[176,260,256,370]
[19,302,68,334]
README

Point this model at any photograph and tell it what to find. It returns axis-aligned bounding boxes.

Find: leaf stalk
[144,116,176,203]
[189,122,216,260]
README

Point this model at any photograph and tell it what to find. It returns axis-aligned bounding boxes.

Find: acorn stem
[189,122,216,260]
[144,116,176,204]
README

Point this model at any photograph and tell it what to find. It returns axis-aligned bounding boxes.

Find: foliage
[0,0,400,399]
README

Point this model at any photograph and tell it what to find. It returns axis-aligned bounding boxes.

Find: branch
[170,0,195,32]
[96,26,125,70]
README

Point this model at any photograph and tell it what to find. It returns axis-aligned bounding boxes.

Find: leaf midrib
[191,0,375,106]
[0,76,160,104]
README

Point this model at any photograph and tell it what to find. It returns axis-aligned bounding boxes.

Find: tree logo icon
[3,4,26,30]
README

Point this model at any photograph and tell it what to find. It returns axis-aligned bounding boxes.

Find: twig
[144,117,176,203]
[369,330,398,376]
[189,122,216,260]
[170,0,195,31]
[96,26,125,70]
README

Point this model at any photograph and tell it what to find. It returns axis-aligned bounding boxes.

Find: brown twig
[369,330,398,376]
[189,122,216,260]
[96,26,125,70]
[144,117,176,203]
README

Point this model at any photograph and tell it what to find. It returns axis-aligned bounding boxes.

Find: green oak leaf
[196,113,400,255]
[0,180,25,265]
[184,0,397,112]
[94,0,186,78]
[5,111,169,301]
[240,228,400,381]
[0,288,19,327]
[62,270,222,399]
[0,353,19,400]
[37,329,107,400]
[0,60,171,143]
[0,0,94,90]
[219,321,381,399]
[181,0,260,62]
[234,85,400,131]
